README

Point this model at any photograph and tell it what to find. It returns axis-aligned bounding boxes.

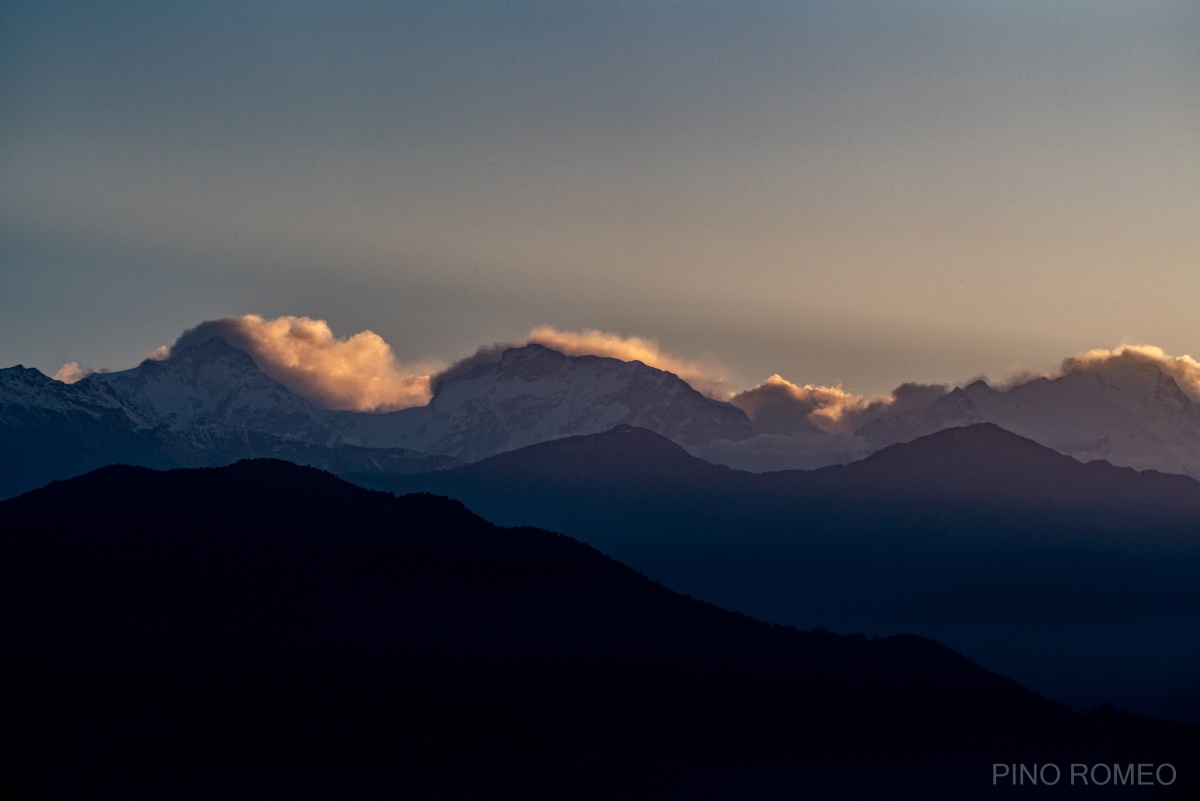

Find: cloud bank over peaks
[433,326,733,399]
[173,315,444,412]
[728,344,1200,441]
[1055,345,1200,402]
[730,375,949,435]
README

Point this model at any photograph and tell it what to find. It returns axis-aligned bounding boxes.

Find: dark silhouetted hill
[361,424,1200,726]
[804,422,1200,513]
[8,459,1197,798]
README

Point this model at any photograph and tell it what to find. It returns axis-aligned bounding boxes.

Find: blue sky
[2,1,1197,395]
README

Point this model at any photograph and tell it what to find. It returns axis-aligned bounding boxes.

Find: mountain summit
[1,334,754,496]
[859,359,1200,480]
[84,336,334,441]
[343,344,751,461]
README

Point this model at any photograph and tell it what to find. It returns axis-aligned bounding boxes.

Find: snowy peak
[407,344,751,461]
[3,335,753,477]
[1063,358,1192,412]
[83,335,331,436]
[0,365,63,407]
[860,359,1200,480]
[0,363,140,421]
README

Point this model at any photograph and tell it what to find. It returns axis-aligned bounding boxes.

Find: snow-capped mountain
[858,357,1200,480]
[0,362,148,424]
[72,336,752,462]
[0,338,447,499]
[342,344,752,461]
[0,334,753,497]
[8,324,1199,496]
[84,336,337,442]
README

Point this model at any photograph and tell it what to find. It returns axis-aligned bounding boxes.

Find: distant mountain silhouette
[369,422,1200,519]
[805,422,1200,513]
[363,424,1200,724]
[16,460,1191,798]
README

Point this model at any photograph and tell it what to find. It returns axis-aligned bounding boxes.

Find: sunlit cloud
[52,362,91,384]
[728,376,849,435]
[1055,345,1200,402]
[730,375,948,435]
[726,343,1200,443]
[174,315,443,411]
[144,345,170,361]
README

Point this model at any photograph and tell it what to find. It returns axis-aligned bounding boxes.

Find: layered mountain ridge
[858,357,1200,479]
[4,326,1200,500]
[0,334,752,498]
[9,459,1198,798]
[365,423,1200,723]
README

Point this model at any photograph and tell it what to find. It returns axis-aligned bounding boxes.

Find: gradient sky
[2,1,1197,396]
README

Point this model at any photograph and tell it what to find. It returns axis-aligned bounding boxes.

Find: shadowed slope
[808,422,1200,513]
[5,458,1011,688]
[6,458,1198,798]
[361,424,1200,724]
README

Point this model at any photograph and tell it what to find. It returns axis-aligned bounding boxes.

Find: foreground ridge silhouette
[5,459,1198,799]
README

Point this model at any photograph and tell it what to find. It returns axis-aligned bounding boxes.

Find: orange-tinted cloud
[174,315,443,411]
[730,375,948,434]
[53,362,91,384]
[1056,345,1200,402]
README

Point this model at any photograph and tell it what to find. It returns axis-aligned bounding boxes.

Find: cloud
[144,345,170,361]
[433,326,732,398]
[730,375,948,435]
[53,362,91,384]
[174,315,443,411]
[1055,345,1200,402]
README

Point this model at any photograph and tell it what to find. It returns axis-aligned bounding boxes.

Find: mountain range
[857,357,1200,479]
[0,334,751,498]
[5,327,1200,499]
[360,423,1200,724]
[7,459,1197,799]
[6,327,1200,794]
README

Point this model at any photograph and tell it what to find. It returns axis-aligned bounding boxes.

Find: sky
[2,1,1197,398]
